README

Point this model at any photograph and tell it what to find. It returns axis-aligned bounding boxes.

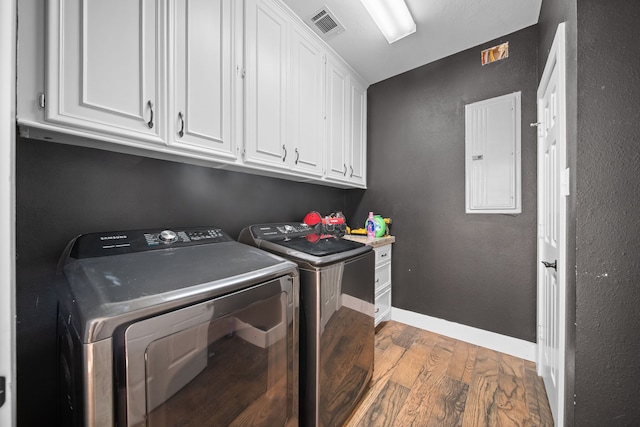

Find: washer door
[123,276,297,427]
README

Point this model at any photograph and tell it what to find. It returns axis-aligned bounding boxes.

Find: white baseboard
[390,307,537,362]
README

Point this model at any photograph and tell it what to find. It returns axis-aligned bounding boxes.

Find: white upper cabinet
[244,0,290,170]
[18,0,366,188]
[170,0,236,159]
[325,54,350,180]
[46,0,164,144]
[244,0,325,178]
[348,77,367,186]
[288,24,325,177]
[325,53,367,187]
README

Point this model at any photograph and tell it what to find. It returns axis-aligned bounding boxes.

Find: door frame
[0,0,17,425]
[536,22,567,427]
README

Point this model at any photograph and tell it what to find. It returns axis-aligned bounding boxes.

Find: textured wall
[15,139,345,427]
[574,0,640,424]
[348,26,539,342]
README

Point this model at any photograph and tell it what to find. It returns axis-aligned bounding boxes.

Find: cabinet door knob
[147,100,154,129]
[178,112,185,137]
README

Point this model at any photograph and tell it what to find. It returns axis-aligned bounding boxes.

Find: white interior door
[537,22,567,427]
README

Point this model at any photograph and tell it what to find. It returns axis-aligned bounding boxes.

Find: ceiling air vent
[307,6,345,40]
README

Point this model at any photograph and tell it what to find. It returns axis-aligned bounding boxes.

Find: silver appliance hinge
[38,93,45,109]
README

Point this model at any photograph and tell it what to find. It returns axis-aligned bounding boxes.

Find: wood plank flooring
[344,321,554,427]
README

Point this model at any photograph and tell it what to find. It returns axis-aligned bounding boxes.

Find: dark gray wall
[16,139,346,427]
[538,0,578,425]
[573,0,640,425]
[349,26,539,342]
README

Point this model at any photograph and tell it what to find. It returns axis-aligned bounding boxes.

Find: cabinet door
[325,54,350,180]
[47,0,163,143]
[171,0,236,160]
[244,0,290,170]
[289,25,324,177]
[349,77,367,186]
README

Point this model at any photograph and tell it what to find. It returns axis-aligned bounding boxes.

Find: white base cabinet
[374,244,392,326]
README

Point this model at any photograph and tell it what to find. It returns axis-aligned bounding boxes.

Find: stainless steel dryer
[239,223,374,427]
[57,226,299,427]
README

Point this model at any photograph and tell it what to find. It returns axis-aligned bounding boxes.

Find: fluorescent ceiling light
[361,0,416,44]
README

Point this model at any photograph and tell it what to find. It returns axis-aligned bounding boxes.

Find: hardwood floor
[344,321,554,427]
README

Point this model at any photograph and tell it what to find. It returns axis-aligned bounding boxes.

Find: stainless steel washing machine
[239,223,374,427]
[57,226,299,427]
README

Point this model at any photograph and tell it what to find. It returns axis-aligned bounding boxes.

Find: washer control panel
[250,223,315,241]
[71,227,232,258]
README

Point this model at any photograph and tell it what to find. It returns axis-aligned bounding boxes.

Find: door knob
[542,260,557,271]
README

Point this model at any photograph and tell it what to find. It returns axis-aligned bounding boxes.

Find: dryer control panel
[70,227,232,259]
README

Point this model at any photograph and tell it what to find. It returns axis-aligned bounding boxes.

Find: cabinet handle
[375,307,380,313]
[350,165,354,177]
[295,148,299,165]
[178,112,185,137]
[343,164,347,176]
[282,145,287,162]
[147,100,154,129]
[381,253,388,258]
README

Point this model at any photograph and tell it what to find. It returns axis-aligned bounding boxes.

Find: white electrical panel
[465,92,522,214]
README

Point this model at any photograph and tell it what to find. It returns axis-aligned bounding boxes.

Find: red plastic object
[303,211,345,226]
[303,211,322,226]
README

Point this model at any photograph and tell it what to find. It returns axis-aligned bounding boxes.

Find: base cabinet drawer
[375,286,391,326]
[374,244,392,264]
[375,261,391,292]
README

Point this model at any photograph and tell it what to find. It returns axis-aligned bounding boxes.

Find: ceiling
[282,0,542,84]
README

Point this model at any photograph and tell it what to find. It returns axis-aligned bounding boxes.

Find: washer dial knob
[158,229,178,243]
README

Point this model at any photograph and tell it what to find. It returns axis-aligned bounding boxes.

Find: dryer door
[122,276,298,427]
